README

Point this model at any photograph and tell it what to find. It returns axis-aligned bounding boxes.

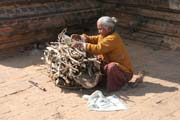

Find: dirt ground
[0,40,180,120]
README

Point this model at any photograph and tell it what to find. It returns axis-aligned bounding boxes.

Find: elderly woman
[71,16,133,92]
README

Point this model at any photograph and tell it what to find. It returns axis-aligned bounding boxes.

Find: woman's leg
[104,62,132,92]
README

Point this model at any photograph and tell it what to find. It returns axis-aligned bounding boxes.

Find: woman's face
[97,22,110,38]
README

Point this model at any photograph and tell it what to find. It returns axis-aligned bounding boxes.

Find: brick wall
[0,0,103,50]
[1,0,180,50]
[102,0,180,50]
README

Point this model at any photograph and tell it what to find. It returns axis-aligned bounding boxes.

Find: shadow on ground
[54,80,178,100]
[0,49,44,68]
[125,40,180,84]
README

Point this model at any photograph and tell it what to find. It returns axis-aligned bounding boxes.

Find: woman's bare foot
[128,71,145,88]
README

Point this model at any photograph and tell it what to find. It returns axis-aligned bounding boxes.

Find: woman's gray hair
[97,16,118,32]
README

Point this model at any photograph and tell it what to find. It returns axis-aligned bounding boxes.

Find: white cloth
[83,90,128,112]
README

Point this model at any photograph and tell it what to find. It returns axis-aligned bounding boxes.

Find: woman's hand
[71,41,84,49]
[71,34,81,41]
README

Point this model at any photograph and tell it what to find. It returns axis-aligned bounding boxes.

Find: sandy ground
[0,40,180,120]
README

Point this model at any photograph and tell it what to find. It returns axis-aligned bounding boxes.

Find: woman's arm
[81,34,99,44]
[86,36,116,55]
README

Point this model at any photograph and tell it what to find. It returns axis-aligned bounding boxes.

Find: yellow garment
[82,32,133,73]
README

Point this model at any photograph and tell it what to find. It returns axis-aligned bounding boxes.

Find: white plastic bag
[83,90,128,112]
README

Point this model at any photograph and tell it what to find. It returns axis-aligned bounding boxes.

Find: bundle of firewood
[44,29,102,89]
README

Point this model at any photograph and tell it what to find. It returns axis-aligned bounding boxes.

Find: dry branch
[44,28,102,89]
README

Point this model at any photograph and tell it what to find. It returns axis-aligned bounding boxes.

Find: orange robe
[82,32,133,74]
